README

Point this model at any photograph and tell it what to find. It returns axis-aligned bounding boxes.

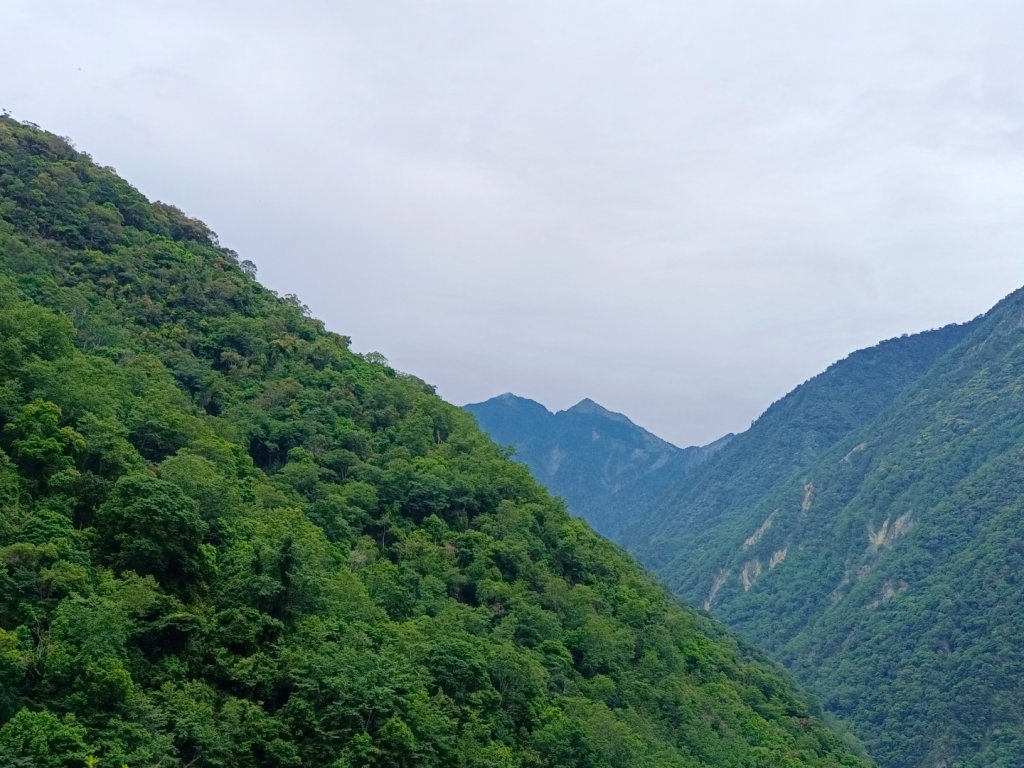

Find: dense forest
[621,295,1024,767]
[0,116,870,766]
[464,395,722,539]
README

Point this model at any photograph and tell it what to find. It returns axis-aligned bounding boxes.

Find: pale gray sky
[4,1,1024,445]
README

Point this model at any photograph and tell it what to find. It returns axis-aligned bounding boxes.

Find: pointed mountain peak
[463,393,553,416]
[497,392,535,403]
[564,397,630,423]
[559,398,687,450]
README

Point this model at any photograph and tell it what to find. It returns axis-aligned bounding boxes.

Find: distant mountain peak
[563,397,633,425]
[465,393,552,414]
[464,392,730,538]
[566,396,603,412]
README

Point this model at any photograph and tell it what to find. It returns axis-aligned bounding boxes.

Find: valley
[470,300,1024,767]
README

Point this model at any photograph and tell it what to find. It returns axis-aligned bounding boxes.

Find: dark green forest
[0,116,869,766]
[622,291,1024,767]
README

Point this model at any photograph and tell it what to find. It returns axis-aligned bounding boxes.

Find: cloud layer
[5,1,1024,443]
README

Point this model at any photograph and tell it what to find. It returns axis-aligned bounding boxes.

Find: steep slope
[622,321,973,568]
[0,117,869,767]
[623,300,1024,767]
[465,394,723,538]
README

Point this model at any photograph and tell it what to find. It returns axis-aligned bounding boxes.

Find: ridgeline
[625,298,1024,767]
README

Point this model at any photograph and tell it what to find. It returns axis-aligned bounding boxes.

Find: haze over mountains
[464,394,728,538]
[472,294,1024,768]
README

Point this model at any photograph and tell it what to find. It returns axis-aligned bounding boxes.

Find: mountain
[464,394,726,538]
[0,117,869,766]
[621,301,1024,767]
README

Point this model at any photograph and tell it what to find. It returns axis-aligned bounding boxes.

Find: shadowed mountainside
[465,394,727,539]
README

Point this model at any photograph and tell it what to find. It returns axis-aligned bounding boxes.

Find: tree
[2,400,85,487]
[94,474,210,597]
[0,709,89,768]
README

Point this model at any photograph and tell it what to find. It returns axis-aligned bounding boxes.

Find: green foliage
[2,400,85,485]
[94,475,210,597]
[0,116,867,767]
[0,709,89,768]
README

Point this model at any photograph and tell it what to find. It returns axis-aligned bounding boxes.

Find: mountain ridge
[464,394,726,539]
[622,291,1024,768]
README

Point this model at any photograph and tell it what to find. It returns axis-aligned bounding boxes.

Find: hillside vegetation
[624,297,1024,767]
[0,117,869,767]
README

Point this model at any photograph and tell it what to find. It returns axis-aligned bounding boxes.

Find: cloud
[4,0,1024,443]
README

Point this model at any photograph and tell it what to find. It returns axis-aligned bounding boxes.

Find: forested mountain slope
[0,117,869,767]
[621,321,973,566]
[464,394,722,539]
[622,296,1024,767]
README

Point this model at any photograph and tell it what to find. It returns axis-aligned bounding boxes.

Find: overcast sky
[4,1,1024,445]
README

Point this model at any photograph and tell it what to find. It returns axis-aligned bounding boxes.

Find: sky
[4,1,1024,446]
